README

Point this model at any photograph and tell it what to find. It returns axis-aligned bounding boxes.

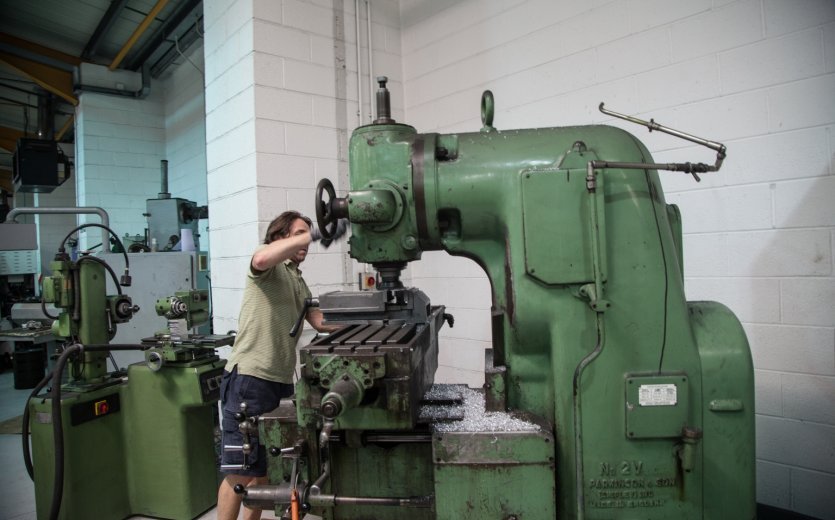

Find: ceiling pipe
[109,0,170,70]
[36,93,55,140]
[148,18,202,78]
[123,0,201,71]
[82,0,130,61]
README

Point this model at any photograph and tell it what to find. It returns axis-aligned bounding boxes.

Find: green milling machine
[232,78,755,520]
[24,228,233,520]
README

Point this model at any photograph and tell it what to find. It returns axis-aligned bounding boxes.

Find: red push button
[94,400,109,416]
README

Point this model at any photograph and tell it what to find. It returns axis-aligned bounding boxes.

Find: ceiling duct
[75,62,149,98]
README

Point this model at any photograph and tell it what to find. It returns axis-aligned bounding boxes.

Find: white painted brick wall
[781,278,835,327]
[160,40,210,249]
[75,91,166,250]
[205,0,400,332]
[32,158,77,274]
[792,468,835,520]
[757,460,791,509]
[400,0,835,516]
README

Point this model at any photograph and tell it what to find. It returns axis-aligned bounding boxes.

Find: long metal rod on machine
[596,103,727,182]
[309,494,434,508]
[242,484,433,509]
[599,103,725,152]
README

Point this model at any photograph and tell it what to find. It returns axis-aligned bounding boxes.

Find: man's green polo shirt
[227,258,312,384]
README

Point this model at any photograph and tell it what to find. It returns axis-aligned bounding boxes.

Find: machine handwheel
[315,178,338,240]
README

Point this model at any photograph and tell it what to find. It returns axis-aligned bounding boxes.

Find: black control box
[13,138,71,193]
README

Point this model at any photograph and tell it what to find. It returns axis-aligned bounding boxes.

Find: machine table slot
[366,323,405,345]
[333,324,373,345]
[344,324,385,345]
[384,324,416,345]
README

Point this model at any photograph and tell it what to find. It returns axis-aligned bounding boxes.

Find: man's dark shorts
[220,366,294,477]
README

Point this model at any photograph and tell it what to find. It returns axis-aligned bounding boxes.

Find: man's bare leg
[217,474,268,520]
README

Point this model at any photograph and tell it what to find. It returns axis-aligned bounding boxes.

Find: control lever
[289,298,319,337]
[220,402,260,471]
[597,103,727,183]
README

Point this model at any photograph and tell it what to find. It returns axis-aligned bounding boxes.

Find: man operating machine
[228,77,755,520]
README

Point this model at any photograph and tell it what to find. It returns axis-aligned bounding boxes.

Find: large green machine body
[249,85,755,520]
[30,255,228,520]
[29,360,223,519]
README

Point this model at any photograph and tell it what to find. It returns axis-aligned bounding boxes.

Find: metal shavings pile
[422,384,463,402]
[418,404,463,422]
[426,386,541,433]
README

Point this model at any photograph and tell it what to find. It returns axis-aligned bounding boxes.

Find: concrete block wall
[75,91,166,250]
[204,0,402,346]
[163,41,208,200]
[161,40,210,249]
[400,0,834,517]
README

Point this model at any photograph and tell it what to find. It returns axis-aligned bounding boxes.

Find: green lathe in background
[234,78,755,520]
[27,236,232,520]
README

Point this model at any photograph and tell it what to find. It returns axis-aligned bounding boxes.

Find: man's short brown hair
[263,211,312,244]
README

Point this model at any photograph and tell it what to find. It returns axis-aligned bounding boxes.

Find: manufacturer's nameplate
[638,384,677,406]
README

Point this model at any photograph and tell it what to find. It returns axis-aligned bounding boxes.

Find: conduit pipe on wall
[355,0,363,125]
[366,0,374,123]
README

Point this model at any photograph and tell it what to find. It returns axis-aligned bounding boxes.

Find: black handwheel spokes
[315,178,338,240]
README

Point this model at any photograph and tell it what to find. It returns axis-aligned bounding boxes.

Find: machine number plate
[638,384,677,406]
